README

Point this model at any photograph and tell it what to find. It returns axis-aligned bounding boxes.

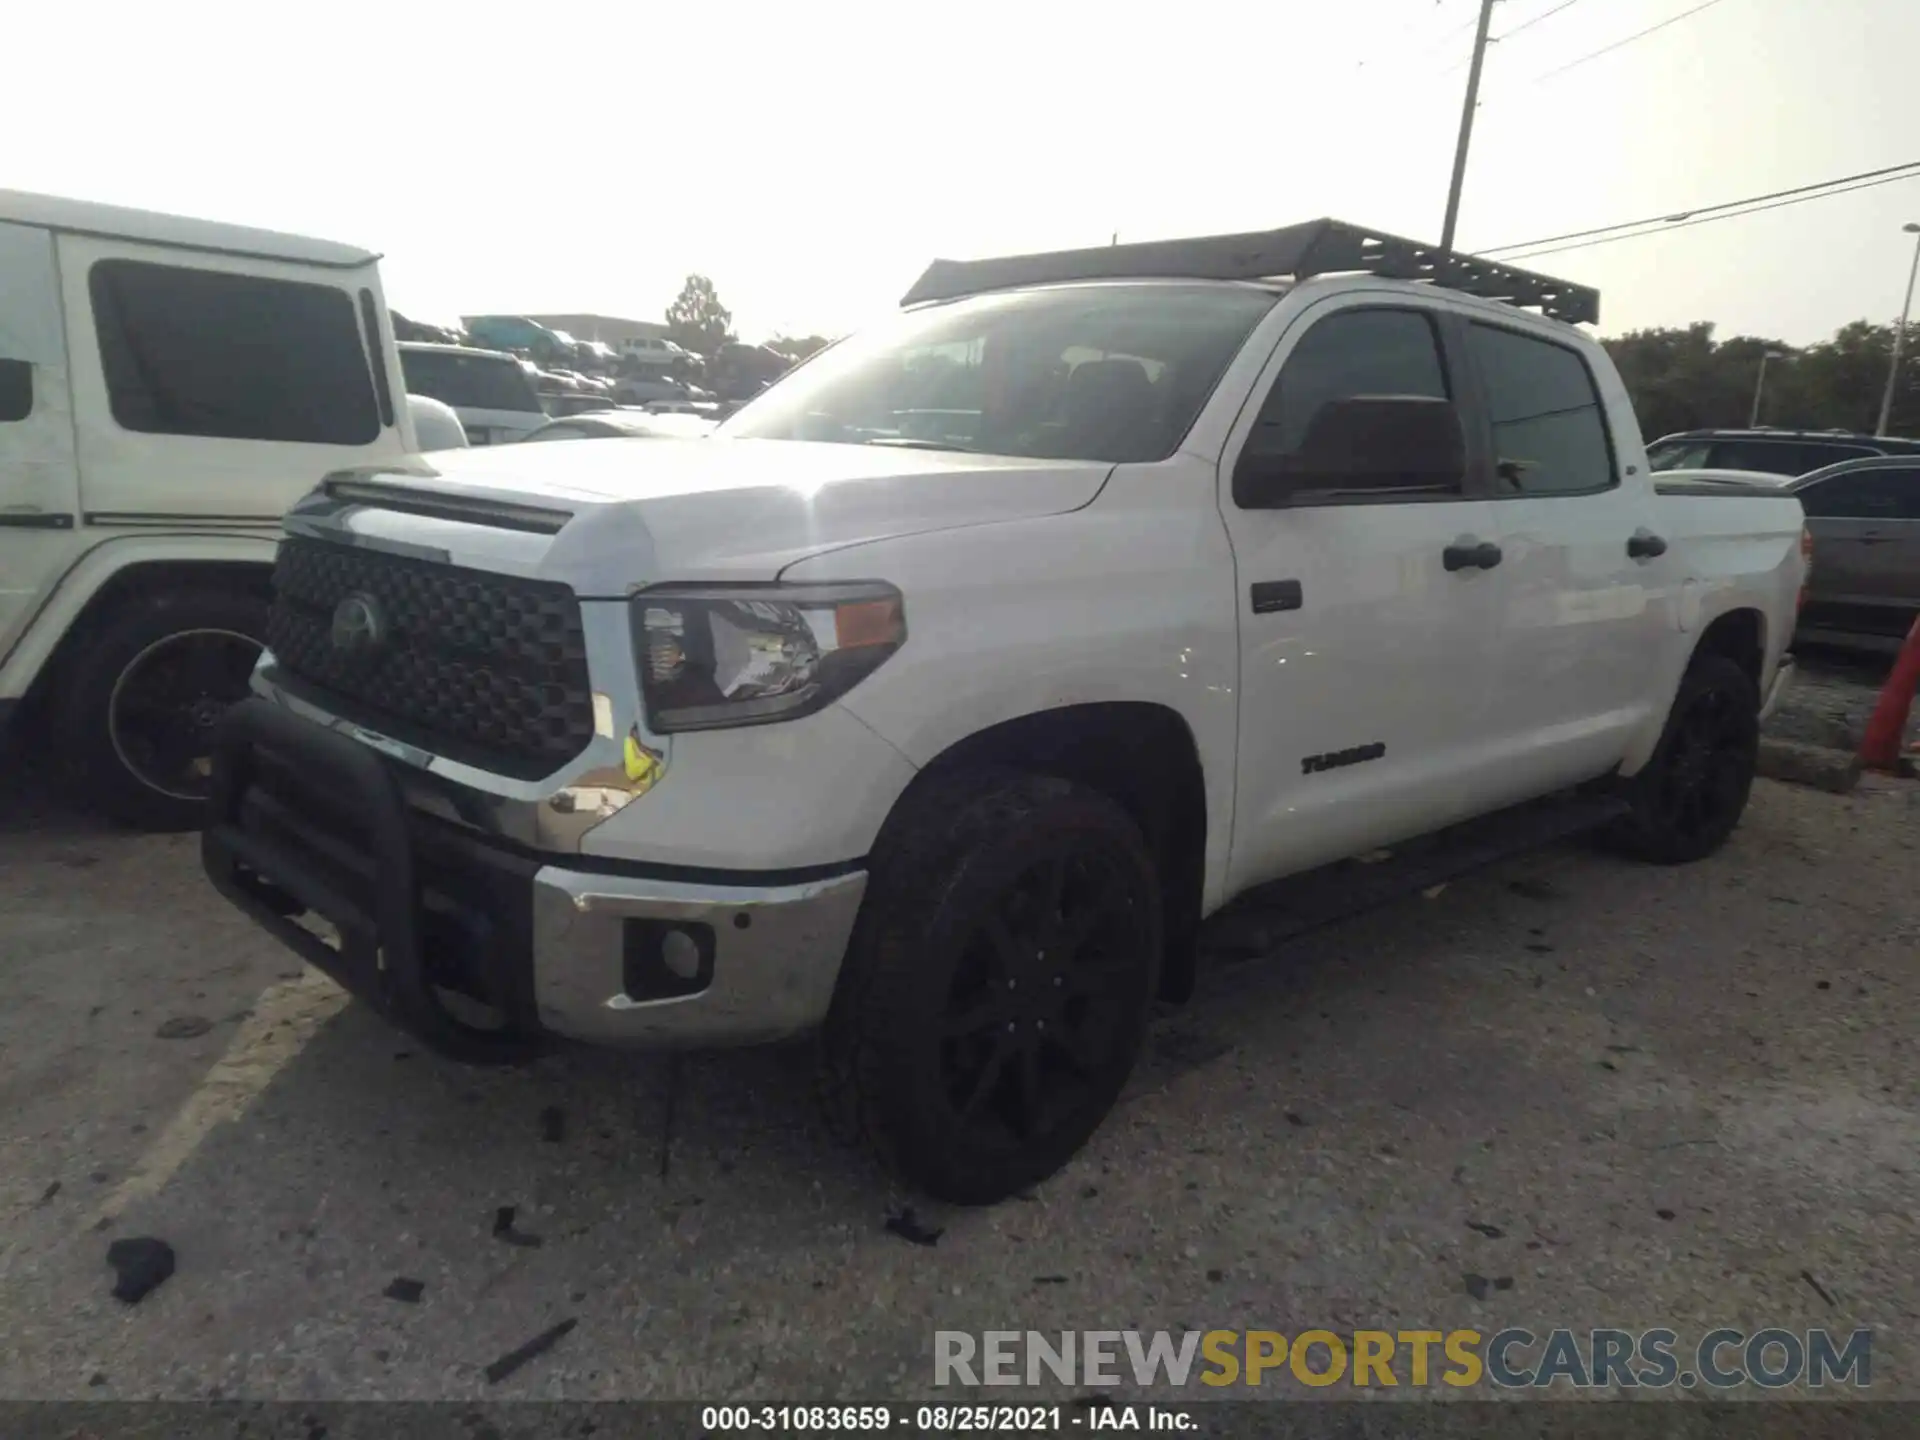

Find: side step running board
[1203,790,1629,959]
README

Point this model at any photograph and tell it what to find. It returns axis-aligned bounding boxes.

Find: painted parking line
[95,970,346,1226]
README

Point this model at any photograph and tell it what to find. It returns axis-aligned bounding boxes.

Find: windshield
[400,349,545,413]
[719,283,1277,463]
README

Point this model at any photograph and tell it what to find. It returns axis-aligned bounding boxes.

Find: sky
[9,0,1920,347]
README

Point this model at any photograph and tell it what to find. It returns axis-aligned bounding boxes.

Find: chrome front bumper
[203,697,867,1056]
[531,865,866,1046]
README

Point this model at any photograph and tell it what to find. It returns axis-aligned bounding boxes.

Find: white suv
[618,335,689,368]
[396,342,548,445]
[0,189,412,828]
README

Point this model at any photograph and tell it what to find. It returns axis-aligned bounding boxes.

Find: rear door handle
[1627,529,1668,560]
[1443,538,1502,572]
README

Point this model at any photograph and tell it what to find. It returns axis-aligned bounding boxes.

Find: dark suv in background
[1647,427,1920,477]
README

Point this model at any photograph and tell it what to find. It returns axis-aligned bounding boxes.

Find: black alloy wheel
[58,588,270,832]
[939,848,1143,1149]
[820,769,1162,1204]
[1608,653,1759,864]
[109,628,264,804]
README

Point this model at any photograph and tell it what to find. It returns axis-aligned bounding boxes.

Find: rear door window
[399,349,545,413]
[1467,323,1614,495]
[90,260,382,444]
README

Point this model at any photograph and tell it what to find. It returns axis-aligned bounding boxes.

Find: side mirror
[1235,395,1467,508]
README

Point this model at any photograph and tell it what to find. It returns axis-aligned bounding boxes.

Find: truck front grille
[265,537,594,780]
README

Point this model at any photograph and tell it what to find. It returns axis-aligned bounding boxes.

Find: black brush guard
[202,698,549,1064]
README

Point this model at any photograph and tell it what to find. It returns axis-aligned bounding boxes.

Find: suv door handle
[1443,539,1502,572]
[1626,530,1668,560]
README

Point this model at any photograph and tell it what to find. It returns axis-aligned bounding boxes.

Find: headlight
[631,583,906,733]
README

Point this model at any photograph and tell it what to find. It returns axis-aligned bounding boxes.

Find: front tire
[1606,653,1760,864]
[820,769,1161,1204]
[56,589,267,832]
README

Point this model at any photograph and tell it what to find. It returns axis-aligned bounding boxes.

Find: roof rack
[900,218,1600,326]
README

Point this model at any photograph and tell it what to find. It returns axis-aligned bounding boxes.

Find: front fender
[779,467,1242,911]
[0,531,281,699]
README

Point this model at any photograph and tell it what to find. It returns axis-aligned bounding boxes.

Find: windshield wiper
[862,436,983,454]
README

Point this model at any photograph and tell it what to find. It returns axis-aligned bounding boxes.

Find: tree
[1597,318,1920,439]
[665,275,735,358]
[766,334,832,362]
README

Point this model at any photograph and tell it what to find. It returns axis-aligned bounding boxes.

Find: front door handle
[1443,538,1502,572]
[1627,529,1668,560]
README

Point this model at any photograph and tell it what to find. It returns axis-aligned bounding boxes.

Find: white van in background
[395,342,548,445]
[0,189,415,829]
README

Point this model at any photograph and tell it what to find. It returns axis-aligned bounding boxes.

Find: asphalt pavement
[1,687,1916,1405]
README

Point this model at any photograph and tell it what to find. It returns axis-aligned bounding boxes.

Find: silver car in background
[1787,456,1920,650]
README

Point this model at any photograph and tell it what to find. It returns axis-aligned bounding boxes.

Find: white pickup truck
[201,221,1807,1204]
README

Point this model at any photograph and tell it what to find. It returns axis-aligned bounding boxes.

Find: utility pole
[1874,222,1920,437]
[1439,0,1498,254]
[1750,350,1788,428]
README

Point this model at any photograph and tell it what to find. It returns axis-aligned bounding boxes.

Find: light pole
[1875,222,1920,437]
[1749,349,1790,428]
[1439,0,1499,255]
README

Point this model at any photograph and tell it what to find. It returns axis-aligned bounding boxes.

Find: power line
[1438,0,1583,76]
[1531,0,1728,81]
[1483,161,1920,255]
[1495,0,1587,41]
[1359,4,1490,72]
[1496,169,1920,262]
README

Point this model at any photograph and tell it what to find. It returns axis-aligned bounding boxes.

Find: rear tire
[819,768,1161,1204]
[56,589,267,832]
[1605,653,1760,864]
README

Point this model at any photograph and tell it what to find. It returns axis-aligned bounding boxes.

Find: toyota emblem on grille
[330,592,387,656]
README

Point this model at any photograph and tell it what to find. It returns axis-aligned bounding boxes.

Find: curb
[1756,738,1863,795]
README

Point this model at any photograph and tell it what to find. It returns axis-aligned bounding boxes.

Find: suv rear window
[90,260,381,445]
[1707,439,1875,475]
[399,349,545,413]
[1798,467,1920,519]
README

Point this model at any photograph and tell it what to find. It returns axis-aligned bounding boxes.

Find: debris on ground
[1506,878,1561,901]
[382,1277,425,1304]
[106,1237,176,1304]
[34,1180,60,1207]
[1465,1221,1504,1239]
[155,1016,213,1040]
[492,1206,544,1249]
[1802,1270,1837,1307]
[1421,883,1447,899]
[483,1317,578,1384]
[1463,1272,1490,1301]
[884,1208,943,1247]
[538,1106,566,1144]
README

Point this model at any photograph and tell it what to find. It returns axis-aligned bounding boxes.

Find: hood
[300,438,1112,594]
